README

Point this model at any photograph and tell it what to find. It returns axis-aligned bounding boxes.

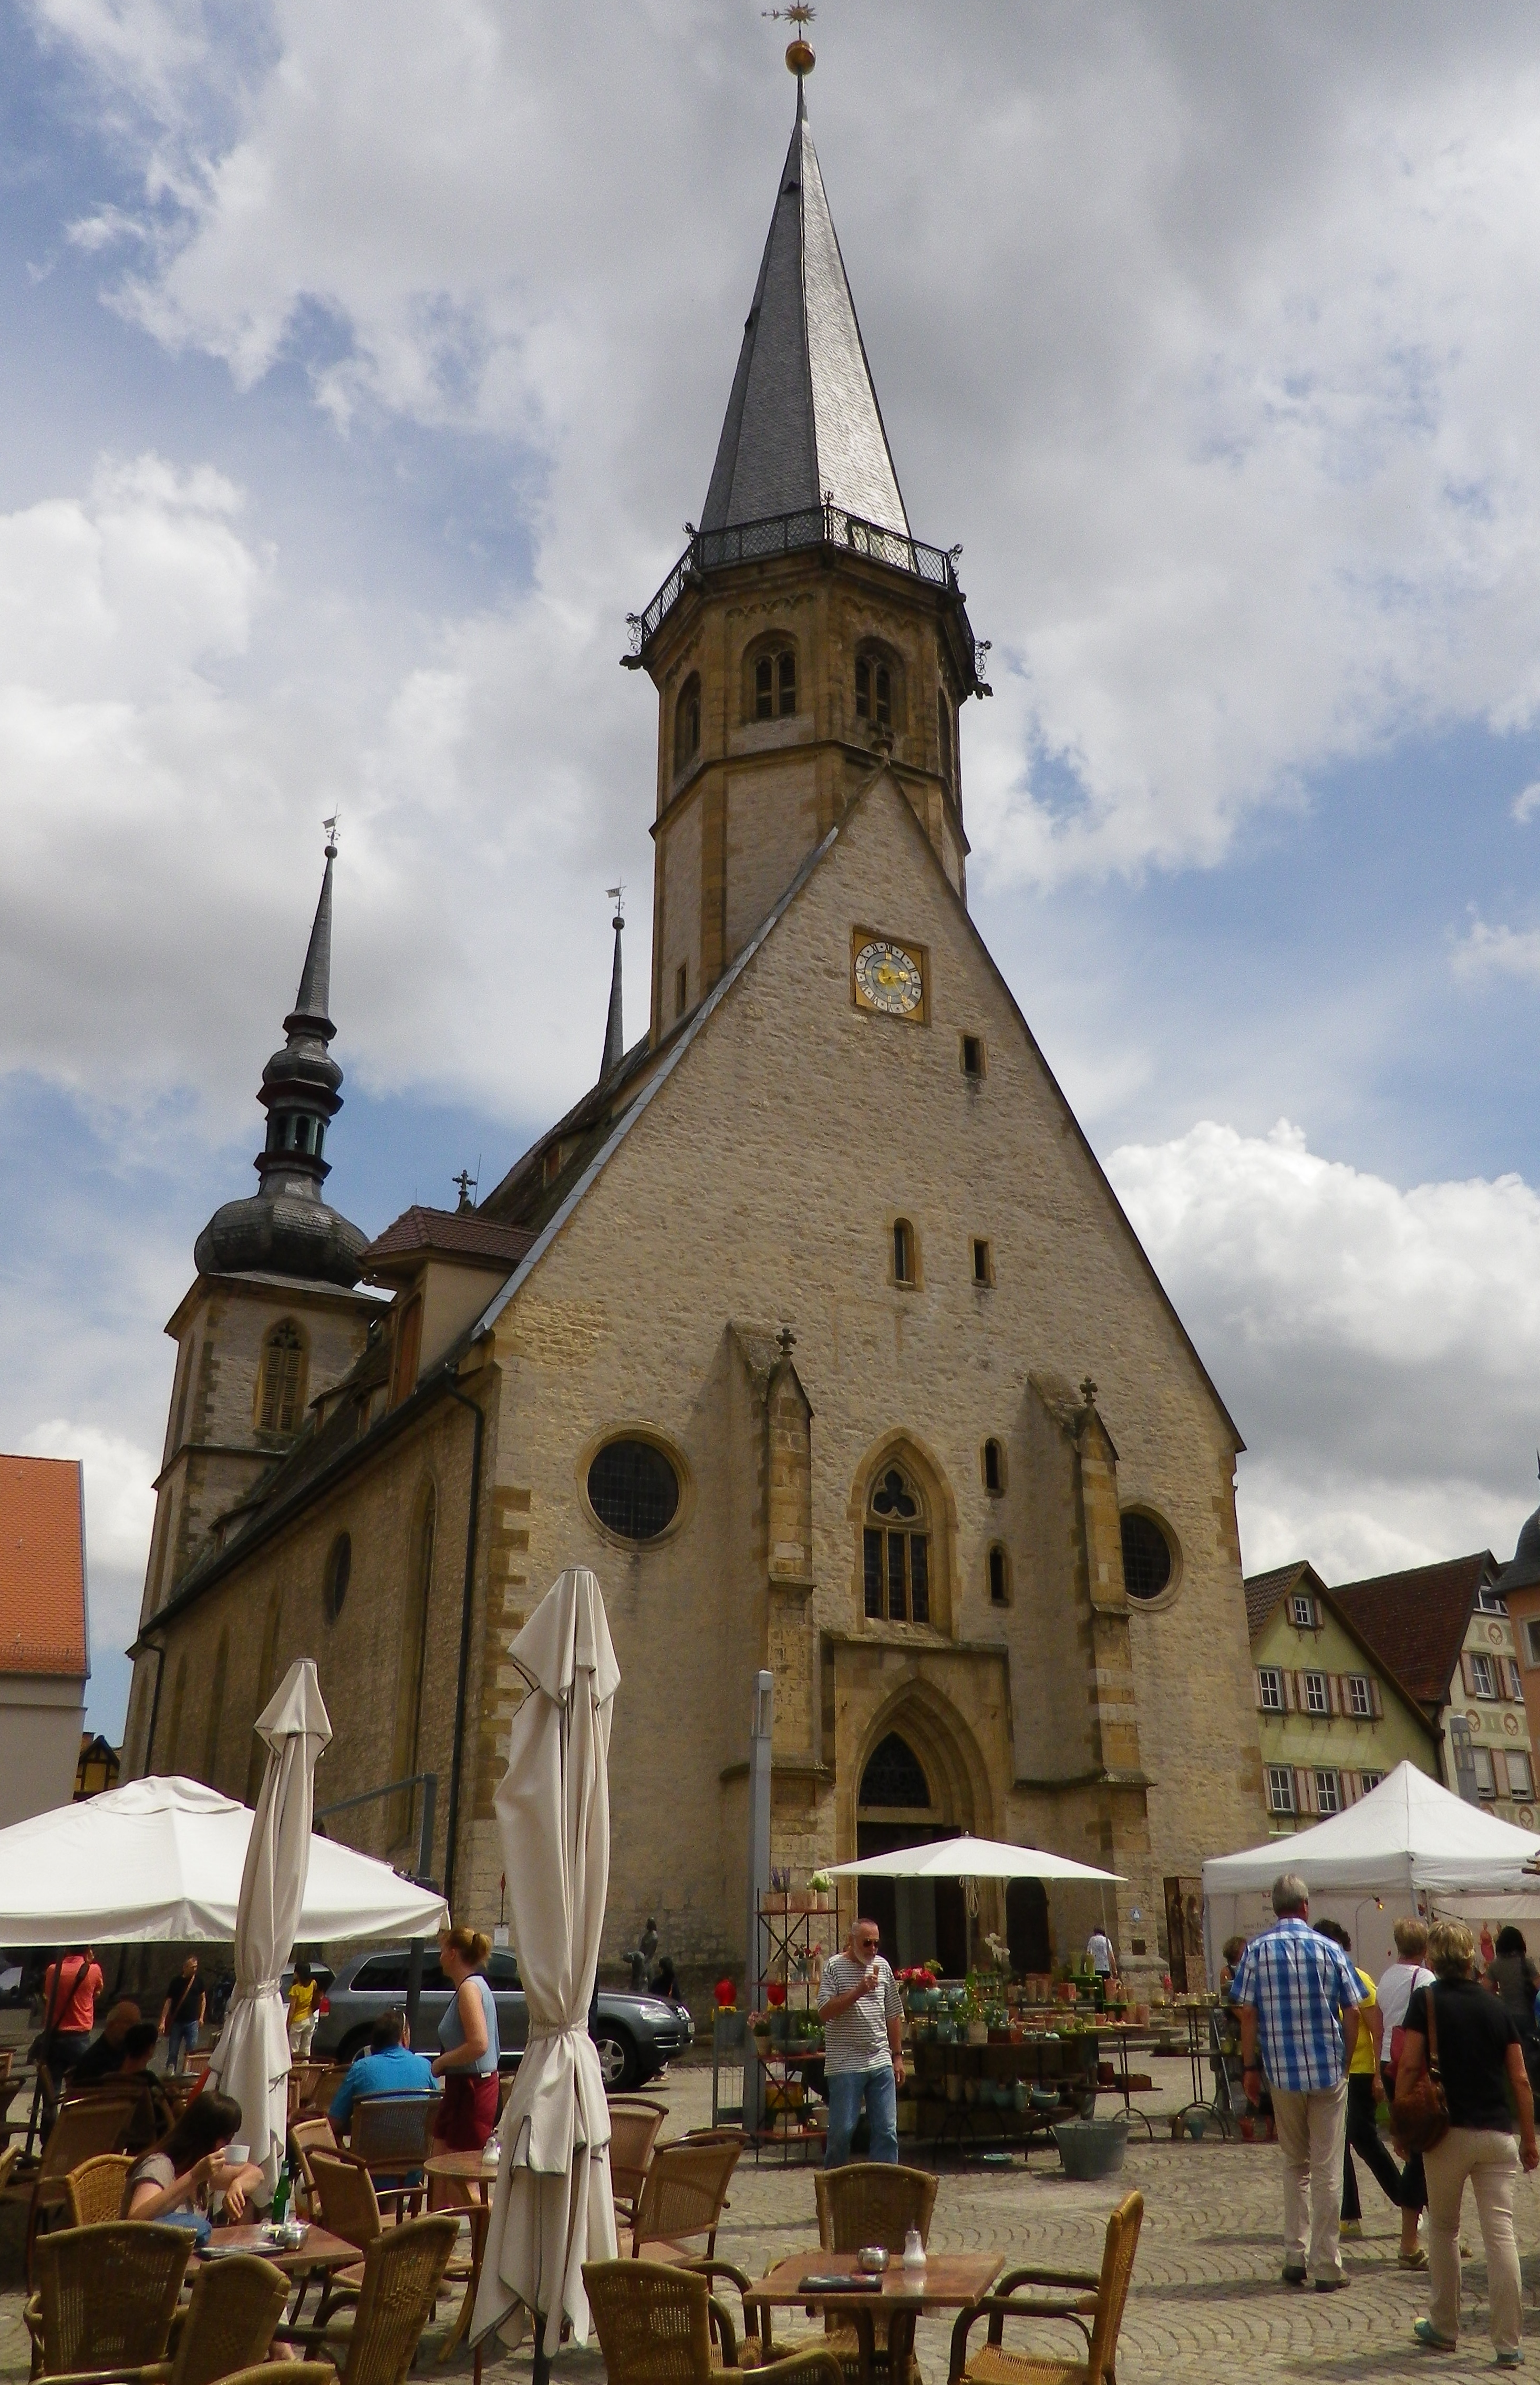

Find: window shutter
[1283,1671,1298,1712]
[1503,1657,1525,1702]
[1342,1771,1359,1804]
[1295,1765,1316,1816]
[1253,1669,1265,1710]
[1460,1652,1477,1697]
[1369,1678,1383,1719]
[1328,1674,1343,1716]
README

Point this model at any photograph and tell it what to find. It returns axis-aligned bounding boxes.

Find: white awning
[829,1833,1123,1883]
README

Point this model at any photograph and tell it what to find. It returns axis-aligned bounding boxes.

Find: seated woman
[122,2090,263,2223]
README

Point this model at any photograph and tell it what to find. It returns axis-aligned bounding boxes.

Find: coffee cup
[225,2145,249,2167]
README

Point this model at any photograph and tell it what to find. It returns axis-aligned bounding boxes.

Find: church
[120,58,1266,1992]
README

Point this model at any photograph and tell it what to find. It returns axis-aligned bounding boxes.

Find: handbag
[1392,1986,1450,2155]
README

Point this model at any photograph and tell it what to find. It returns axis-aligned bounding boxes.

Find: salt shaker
[902,2227,926,2275]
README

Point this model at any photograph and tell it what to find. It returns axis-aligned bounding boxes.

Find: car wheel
[594,2029,639,2092]
[337,2027,372,2064]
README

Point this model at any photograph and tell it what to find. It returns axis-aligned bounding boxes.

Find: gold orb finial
[786,36,814,75]
[766,5,815,76]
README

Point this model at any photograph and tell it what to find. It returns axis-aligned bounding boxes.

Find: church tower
[630,54,989,1045]
[120,838,379,1779]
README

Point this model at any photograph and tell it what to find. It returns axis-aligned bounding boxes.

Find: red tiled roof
[1332,1552,1496,1710]
[1243,1560,1324,1640]
[0,1454,88,1678]
[361,1207,536,1271]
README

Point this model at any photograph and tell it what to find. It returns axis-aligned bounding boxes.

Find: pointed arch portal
[852,1692,993,1977]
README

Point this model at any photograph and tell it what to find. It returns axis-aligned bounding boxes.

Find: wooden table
[745,2249,1002,2385]
[200,2219,360,2319]
[425,2148,500,2385]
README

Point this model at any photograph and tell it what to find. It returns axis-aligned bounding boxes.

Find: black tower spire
[601,886,625,1080]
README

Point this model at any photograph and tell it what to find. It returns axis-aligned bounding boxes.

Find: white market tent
[0,1775,449,1945]
[830,1834,1123,1884]
[1202,1762,1540,1984]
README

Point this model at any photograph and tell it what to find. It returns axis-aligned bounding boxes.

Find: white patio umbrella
[205,1660,332,2199]
[472,1569,619,2370]
[829,1834,1124,1883]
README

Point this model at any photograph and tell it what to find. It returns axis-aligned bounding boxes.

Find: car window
[487,1952,521,1989]
[352,1956,448,1993]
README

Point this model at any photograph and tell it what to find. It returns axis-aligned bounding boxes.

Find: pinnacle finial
[777,1323,797,1358]
[764,4,814,77]
[1080,1376,1098,1409]
[601,886,626,1079]
[452,1168,477,1213]
[323,810,339,860]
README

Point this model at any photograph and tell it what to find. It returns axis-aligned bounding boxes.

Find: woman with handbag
[1380,1917,1436,2268]
[1395,1918,1539,2364]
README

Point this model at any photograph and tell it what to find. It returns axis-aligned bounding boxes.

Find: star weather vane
[323,811,340,857]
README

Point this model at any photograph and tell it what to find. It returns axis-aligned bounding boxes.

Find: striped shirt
[1231,1918,1362,2092]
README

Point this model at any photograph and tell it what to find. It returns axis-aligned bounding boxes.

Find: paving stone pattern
[5,2058,1539,2384]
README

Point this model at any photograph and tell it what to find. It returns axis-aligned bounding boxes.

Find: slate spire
[700,80,909,537]
[601,887,625,1080]
[290,821,337,1032]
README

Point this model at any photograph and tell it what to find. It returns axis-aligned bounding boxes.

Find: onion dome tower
[194,828,369,1288]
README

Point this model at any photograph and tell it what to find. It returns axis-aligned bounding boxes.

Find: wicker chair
[609,2099,669,2224]
[628,2133,743,2260]
[24,2092,143,2277]
[157,2251,291,2385]
[290,2116,339,2213]
[29,2222,190,2382]
[585,2260,845,2385]
[946,2193,1143,2385]
[64,2154,135,2227]
[276,2211,460,2383]
[346,2094,441,2203]
[810,2163,939,2385]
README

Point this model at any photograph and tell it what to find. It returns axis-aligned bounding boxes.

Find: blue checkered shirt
[1231,1918,1361,2092]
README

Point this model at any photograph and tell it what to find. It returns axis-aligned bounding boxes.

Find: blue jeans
[825,2065,897,2167]
[166,2020,199,2073]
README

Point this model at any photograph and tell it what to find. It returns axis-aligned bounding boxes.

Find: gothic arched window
[675,673,701,772]
[257,1319,307,1435]
[859,1731,932,1810]
[864,1464,930,1625]
[748,643,797,721]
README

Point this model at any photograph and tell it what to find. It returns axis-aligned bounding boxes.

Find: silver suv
[312,1945,693,2091]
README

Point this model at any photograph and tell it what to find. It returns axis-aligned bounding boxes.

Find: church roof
[1332,1551,1498,1711]
[0,1454,87,1680]
[361,1207,536,1271]
[700,85,908,536]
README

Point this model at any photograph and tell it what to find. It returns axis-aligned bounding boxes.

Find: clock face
[854,938,924,1016]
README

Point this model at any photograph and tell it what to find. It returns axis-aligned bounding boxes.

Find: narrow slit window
[988,1545,1008,1607]
[973,1238,992,1284]
[893,1219,915,1284]
[961,1034,983,1078]
[755,655,773,719]
[983,1437,1004,1494]
[675,962,688,1019]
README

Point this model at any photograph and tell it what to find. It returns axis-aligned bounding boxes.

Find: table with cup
[744,2242,1003,2385]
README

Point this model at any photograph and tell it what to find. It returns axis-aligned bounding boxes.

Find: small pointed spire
[602,885,625,1079]
[291,817,339,1032]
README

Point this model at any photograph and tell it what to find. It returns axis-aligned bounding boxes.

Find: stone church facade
[121,73,1265,1988]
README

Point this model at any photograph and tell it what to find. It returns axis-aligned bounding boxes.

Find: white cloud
[30,1,1540,888]
[1108,1119,1540,1580]
[1512,781,1540,823]
[23,1417,156,1576]
[1451,916,1540,984]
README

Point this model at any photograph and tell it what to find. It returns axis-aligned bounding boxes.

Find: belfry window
[675,673,701,772]
[753,648,797,720]
[257,1319,307,1435]
[855,654,892,731]
[863,1466,929,1625]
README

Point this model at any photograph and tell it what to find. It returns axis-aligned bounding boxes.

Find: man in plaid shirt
[1233,1872,1362,2289]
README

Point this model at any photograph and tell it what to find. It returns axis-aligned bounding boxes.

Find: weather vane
[607,881,625,926]
[764,3,815,76]
[323,811,340,858]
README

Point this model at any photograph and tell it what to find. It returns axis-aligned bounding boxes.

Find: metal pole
[406,1940,425,2049]
[417,1776,437,1885]
[743,1671,773,2135]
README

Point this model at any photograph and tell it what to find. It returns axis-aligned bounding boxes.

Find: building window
[1289,1592,1318,1629]
[863,1466,929,1624]
[1508,1750,1534,1799]
[324,1532,351,1622]
[1525,1621,1540,1669]
[1257,1667,1284,1713]
[1359,1770,1384,1794]
[987,1545,1009,1607]
[982,1437,1004,1495]
[257,1319,307,1435]
[1472,1746,1498,1799]
[860,1731,931,1810]
[753,647,797,720]
[938,692,952,782]
[1346,1674,1373,1718]
[892,1218,916,1286]
[971,1237,993,1285]
[1470,1652,1498,1700]
[1477,1582,1508,1614]
[1303,1671,1329,1716]
[587,1438,681,1541]
[960,1034,984,1078]
[855,652,893,732]
[675,962,688,1019]
[1267,1765,1295,1816]
[1314,1769,1342,1816]
[675,672,701,771]
[1121,1511,1173,1602]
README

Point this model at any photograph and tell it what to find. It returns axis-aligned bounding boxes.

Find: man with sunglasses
[818,1918,905,2166]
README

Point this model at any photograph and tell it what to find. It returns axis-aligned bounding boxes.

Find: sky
[7,1,1540,1739]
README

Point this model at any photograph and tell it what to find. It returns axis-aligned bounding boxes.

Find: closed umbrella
[205,1659,332,2199]
[472,1569,619,2371]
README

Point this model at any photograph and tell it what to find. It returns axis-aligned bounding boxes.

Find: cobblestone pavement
[6,2058,1539,2384]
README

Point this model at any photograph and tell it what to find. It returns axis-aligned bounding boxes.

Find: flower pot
[1052,2117,1129,2182]
[966,2021,988,2048]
